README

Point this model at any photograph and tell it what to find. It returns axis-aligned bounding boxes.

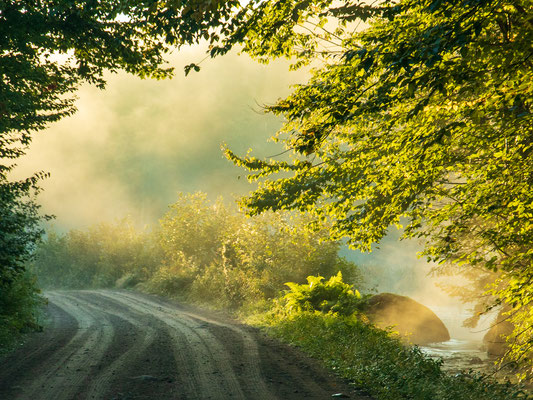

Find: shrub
[283,272,367,316]
[0,272,45,353]
[253,273,529,400]
[152,193,363,310]
[115,273,141,289]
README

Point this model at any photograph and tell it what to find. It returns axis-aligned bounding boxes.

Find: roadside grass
[242,274,530,400]
[252,311,529,400]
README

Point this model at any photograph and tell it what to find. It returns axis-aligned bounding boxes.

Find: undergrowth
[248,275,530,400]
[0,272,45,354]
[257,312,528,400]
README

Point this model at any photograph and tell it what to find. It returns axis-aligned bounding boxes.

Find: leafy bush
[0,174,48,351]
[115,273,141,289]
[0,272,45,353]
[149,193,362,310]
[143,264,196,297]
[283,272,366,316]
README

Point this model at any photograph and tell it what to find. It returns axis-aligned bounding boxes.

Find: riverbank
[251,310,529,400]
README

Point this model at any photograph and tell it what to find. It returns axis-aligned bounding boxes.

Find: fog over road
[0,290,370,400]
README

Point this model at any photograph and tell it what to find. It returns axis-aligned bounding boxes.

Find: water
[420,339,497,375]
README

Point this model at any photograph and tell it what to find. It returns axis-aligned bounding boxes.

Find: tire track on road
[98,290,250,400]
[0,302,77,399]
[111,290,275,400]
[24,292,114,400]
[1,290,371,400]
[111,290,357,399]
[61,292,158,400]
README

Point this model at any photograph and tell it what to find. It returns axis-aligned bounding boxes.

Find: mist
[13,44,489,342]
[342,230,494,341]
[12,46,304,229]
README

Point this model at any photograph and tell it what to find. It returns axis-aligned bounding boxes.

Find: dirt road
[0,290,371,400]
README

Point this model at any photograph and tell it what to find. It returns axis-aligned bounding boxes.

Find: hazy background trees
[31,193,362,312]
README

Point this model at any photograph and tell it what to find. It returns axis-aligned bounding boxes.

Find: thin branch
[296,23,345,50]
[267,148,293,158]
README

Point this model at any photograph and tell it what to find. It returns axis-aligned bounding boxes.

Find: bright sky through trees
[12,48,304,228]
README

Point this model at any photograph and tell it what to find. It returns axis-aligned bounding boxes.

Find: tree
[0,0,255,160]
[31,218,161,288]
[0,0,255,275]
[0,174,46,284]
[0,0,248,342]
[212,0,532,378]
[2,0,532,376]
[0,172,48,347]
[154,193,361,309]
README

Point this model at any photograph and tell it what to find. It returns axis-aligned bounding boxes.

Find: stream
[417,305,506,377]
[420,339,497,375]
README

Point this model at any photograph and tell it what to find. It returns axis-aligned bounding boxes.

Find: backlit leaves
[223,0,533,378]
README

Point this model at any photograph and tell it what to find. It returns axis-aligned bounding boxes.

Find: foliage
[150,192,362,310]
[0,271,45,353]
[259,310,529,400]
[0,0,250,354]
[32,193,361,312]
[0,0,255,160]
[282,272,366,316]
[32,218,161,289]
[5,0,531,383]
[211,0,533,377]
[0,173,48,285]
[0,171,49,349]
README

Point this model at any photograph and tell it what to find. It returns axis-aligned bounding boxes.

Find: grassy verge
[251,311,529,400]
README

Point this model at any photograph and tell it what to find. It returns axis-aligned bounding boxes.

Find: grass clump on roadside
[251,274,529,400]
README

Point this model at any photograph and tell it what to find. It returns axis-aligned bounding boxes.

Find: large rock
[483,308,514,356]
[366,293,450,345]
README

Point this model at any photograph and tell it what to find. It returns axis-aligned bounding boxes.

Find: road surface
[0,290,371,400]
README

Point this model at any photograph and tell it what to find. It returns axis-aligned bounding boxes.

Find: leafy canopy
[212,0,533,378]
[0,0,252,160]
[0,0,249,289]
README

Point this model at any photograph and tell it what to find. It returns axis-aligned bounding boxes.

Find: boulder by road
[366,293,451,345]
